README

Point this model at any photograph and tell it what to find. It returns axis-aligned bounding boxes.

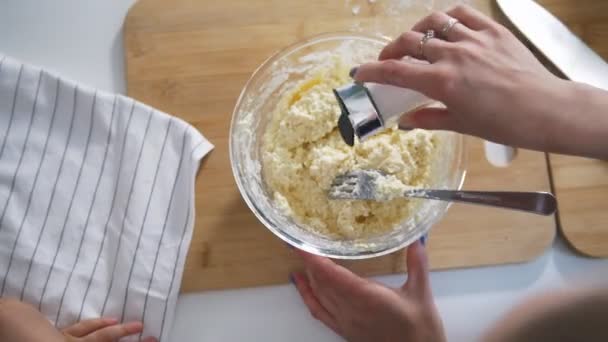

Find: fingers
[411,11,475,42]
[402,241,432,298]
[83,321,143,342]
[400,107,464,133]
[446,4,498,31]
[291,272,341,335]
[353,60,436,95]
[296,251,353,314]
[296,249,373,319]
[379,31,449,62]
[63,318,157,342]
[296,249,364,293]
[62,318,118,337]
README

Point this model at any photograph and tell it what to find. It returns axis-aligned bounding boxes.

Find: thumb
[400,107,463,133]
[402,240,432,298]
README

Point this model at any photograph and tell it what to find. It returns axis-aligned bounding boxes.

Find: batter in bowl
[262,58,438,239]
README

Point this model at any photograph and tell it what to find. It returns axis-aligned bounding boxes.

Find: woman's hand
[0,297,157,342]
[353,5,608,159]
[292,241,445,342]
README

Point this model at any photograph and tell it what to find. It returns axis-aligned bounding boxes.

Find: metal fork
[328,170,557,216]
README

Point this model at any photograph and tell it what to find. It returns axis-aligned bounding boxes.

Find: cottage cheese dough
[374,172,416,201]
[262,60,438,239]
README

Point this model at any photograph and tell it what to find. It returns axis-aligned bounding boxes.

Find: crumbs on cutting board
[346,0,472,19]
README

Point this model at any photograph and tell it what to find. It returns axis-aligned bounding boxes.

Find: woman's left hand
[62,318,157,342]
[292,241,445,342]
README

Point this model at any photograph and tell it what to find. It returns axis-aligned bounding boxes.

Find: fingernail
[349,66,359,79]
[289,273,296,285]
[420,234,427,246]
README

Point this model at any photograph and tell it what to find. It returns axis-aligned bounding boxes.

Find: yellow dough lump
[262,59,438,239]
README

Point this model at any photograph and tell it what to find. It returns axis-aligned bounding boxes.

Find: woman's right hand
[353,5,608,159]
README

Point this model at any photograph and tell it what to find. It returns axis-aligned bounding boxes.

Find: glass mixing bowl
[230,32,466,259]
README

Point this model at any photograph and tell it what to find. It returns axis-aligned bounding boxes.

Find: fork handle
[404,190,557,216]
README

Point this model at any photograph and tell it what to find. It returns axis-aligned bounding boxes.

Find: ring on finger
[440,17,459,38]
[418,29,435,60]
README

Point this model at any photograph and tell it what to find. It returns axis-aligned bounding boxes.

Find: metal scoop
[328,170,557,216]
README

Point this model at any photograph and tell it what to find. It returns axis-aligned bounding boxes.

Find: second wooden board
[511,0,608,258]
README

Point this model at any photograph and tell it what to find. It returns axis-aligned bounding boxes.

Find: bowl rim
[229,31,467,259]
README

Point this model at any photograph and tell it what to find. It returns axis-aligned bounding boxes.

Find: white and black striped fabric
[0,54,212,341]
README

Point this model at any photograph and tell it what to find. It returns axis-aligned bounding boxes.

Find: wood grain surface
[124,0,557,292]
[526,0,608,258]
[551,156,608,257]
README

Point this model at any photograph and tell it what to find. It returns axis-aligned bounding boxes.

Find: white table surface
[2,1,608,341]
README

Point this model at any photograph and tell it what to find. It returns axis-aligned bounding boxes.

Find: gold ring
[418,29,435,59]
[440,17,459,38]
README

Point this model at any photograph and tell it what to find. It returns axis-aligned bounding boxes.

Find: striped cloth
[0,54,212,341]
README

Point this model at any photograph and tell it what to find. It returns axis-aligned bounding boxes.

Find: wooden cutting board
[503,0,608,258]
[551,156,608,257]
[548,4,608,258]
[124,0,555,292]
